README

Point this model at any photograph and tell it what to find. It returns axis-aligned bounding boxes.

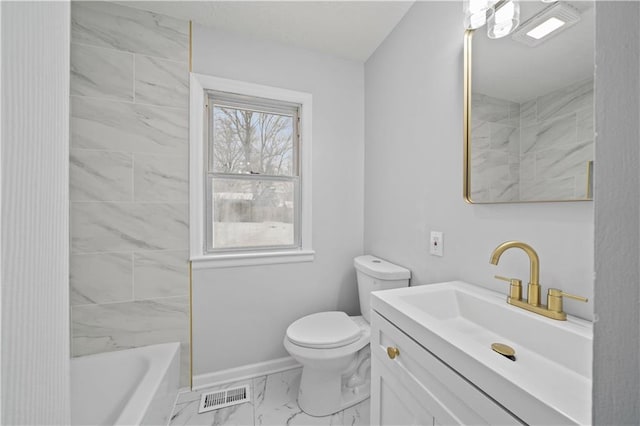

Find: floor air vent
[198,385,251,413]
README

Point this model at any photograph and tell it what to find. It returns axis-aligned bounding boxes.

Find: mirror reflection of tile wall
[69,2,190,386]
[471,79,594,202]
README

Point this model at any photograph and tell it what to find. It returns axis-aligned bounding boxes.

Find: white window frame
[189,73,314,269]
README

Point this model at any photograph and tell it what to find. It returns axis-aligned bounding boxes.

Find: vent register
[198,385,251,413]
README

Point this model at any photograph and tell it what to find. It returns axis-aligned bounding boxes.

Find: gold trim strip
[189,260,193,389]
[189,20,193,72]
[463,30,474,203]
[587,160,594,199]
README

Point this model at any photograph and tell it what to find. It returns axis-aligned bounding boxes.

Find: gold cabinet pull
[387,346,400,359]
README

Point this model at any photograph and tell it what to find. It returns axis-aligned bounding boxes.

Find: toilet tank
[354,255,410,323]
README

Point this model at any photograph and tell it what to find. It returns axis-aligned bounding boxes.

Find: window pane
[211,178,297,249]
[211,106,295,176]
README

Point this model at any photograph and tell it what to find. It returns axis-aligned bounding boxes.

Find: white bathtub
[71,342,180,426]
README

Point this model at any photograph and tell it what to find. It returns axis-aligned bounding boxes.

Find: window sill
[191,249,315,269]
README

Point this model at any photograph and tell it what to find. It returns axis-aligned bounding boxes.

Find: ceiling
[118,1,415,62]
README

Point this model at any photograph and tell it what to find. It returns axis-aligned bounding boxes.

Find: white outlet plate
[430,231,443,256]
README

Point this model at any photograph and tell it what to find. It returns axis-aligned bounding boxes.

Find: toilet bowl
[284,255,410,417]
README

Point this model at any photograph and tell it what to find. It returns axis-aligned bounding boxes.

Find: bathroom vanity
[369,281,592,425]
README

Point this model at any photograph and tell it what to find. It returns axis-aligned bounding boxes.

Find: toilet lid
[286,312,362,349]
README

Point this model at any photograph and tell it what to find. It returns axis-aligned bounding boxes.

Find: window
[190,74,313,268]
[206,92,299,252]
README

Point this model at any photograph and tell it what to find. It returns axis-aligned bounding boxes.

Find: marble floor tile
[170,368,372,426]
[254,369,303,426]
[171,380,255,426]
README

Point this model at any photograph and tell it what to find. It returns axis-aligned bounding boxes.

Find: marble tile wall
[70,1,190,386]
[518,79,594,201]
[471,78,594,202]
[470,94,521,202]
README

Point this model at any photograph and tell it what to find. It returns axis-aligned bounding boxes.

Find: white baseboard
[192,356,301,391]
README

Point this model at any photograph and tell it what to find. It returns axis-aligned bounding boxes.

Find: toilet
[283,255,410,416]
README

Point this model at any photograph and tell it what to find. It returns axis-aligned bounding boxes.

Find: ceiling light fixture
[512,2,581,47]
[464,0,520,39]
[487,0,520,39]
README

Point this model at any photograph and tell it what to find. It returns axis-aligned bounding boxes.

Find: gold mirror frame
[463,29,593,204]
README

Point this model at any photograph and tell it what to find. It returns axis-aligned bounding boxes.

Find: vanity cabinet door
[370,311,522,426]
[371,352,435,426]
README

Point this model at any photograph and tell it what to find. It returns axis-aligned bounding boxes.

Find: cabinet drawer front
[371,311,522,426]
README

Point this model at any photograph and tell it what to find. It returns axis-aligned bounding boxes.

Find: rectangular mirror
[464,1,594,203]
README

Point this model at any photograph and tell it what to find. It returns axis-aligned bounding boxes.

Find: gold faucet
[490,241,588,321]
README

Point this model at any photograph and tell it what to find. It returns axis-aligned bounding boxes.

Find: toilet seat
[286,311,361,349]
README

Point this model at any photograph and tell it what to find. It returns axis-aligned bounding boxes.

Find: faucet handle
[547,288,588,314]
[494,275,522,301]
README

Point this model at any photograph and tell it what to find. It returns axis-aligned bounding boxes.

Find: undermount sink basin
[371,281,592,425]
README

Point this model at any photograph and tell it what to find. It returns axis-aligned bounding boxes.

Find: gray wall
[1,2,71,423]
[69,2,190,386]
[364,1,593,321]
[593,2,640,424]
[191,24,365,378]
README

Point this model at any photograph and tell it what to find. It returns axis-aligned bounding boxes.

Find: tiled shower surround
[471,79,594,202]
[69,2,190,386]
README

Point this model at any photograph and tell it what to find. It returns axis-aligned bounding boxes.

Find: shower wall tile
[520,176,576,201]
[535,140,593,180]
[135,55,189,108]
[520,153,536,182]
[490,180,518,203]
[71,97,188,155]
[71,1,189,62]
[70,252,133,306]
[577,107,594,142]
[70,2,190,386]
[489,123,517,150]
[472,119,490,137]
[508,102,521,125]
[71,295,189,356]
[134,250,189,300]
[71,43,134,101]
[71,202,188,253]
[536,79,594,121]
[70,150,133,202]
[133,154,188,202]
[520,114,577,155]
[471,93,510,122]
[520,100,536,127]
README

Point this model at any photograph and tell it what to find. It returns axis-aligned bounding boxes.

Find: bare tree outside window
[207,97,299,251]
